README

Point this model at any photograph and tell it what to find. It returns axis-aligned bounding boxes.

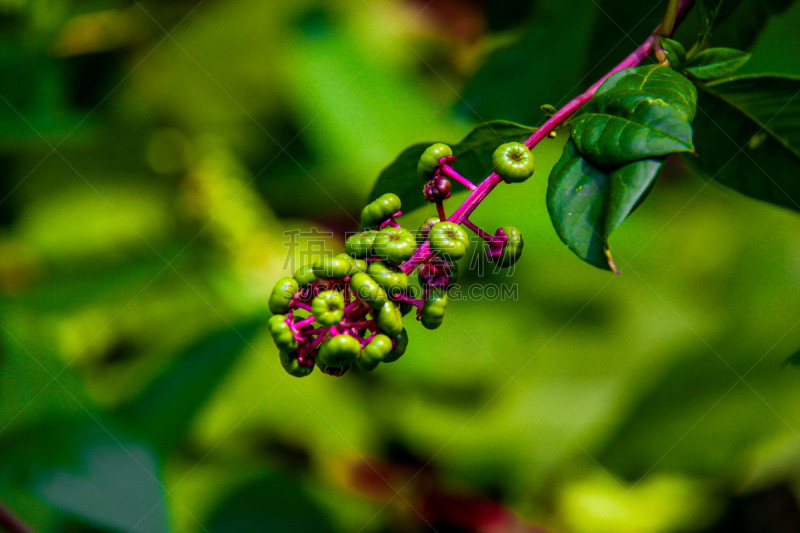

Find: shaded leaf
[684,47,751,80]
[661,37,687,69]
[457,0,595,123]
[119,317,263,450]
[685,75,800,211]
[547,141,664,271]
[695,0,797,50]
[206,474,333,533]
[0,417,168,533]
[369,121,534,212]
[782,348,800,368]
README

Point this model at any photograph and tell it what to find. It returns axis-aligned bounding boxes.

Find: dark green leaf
[119,317,263,450]
[0,417,168,533]
[369,121,534,212]
[206,474,334,533]
[684,47,751,80]
[457,0,595,123]
[585,0,668,82]
[661,37,687,69]
[782,348,800,368]
[571,65,696,167]
[686,75,800,211]
[691,0,797,50]
[547,140,664,271]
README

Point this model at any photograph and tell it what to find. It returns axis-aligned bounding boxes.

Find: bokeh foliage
[2,0,800,532]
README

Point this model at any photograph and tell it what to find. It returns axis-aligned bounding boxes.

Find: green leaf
[782,348,800,368]
[0,417,168,533]
[119,317,263,450]
[571,65,697,167]
[592,65,697,120]
[369,121,534,212]
[693,0,797,50]
[547,140,664,271]
[661,37,687,69]
[684,47,751,80]
[686,75,800,211]
[206,474,334,533]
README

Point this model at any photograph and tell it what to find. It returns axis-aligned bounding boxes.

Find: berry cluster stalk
[400,0,695,276]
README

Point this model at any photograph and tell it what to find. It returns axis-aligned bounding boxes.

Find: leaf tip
[604,248,620,274]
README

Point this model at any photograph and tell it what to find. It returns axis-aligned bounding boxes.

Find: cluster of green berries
[268,140,533,377]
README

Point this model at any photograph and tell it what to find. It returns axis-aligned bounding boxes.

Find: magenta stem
[392,293,424,308]
[291,300,312,312]
[436,201,446,222]
[294,316,316,329]
[463,219,493,241]
[400,0,695,276]
[441,164,477,191]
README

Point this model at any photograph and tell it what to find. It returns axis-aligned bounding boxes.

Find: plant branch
[400,0,695,275]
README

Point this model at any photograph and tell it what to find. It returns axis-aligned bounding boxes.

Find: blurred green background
[3,0,800,532]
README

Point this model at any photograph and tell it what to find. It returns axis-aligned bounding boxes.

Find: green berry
[492,142,534,183]
[268,277,298,314]
[312,255,351,279]
[417,143,453,180]
[357,334,392,371]
[381,328,408,363]
[317,334,361,368]
[416,216,441,245]
[312,290,345,326]
[421,289,447,330]
[372,227,416,263]
[345,231,378,258]
[375,300,403,336]
[335,253,366,275]
[428,222,470,261]
[280,350,314,377]
[293,263,317,287]
[360,193,401,229]
[268,314,298,351]
[489,226,524,267]
[367,261,408,295]
[350,272,388,308]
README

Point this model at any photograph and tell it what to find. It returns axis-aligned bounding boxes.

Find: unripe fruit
[280,350,314,377]
[361,193,401,229]
[350,272,388,308]
[428,222,470,261]
[312,256,351,279]
[345,231,378,258]
[268,277,298,314]
[421,289,447,330]
[417,143,453,180]
[375,300,404,335]
[381,328,408,363]
[311,290,345,326]
[293,264,317,287]
[368,261,408,295]
[487,226,524,267]
[416,216,441,245]
[492,142,535,183]
[358,334,392,371]
[317,334,361,368]
[372,227,416,263]
[268,314,298,351]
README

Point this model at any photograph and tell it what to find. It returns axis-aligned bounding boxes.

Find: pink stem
[463,219,494,241]
[400,0,696,276]
[441,164,477,191]
[436,201,446,222]
[393,293,424,308]
[294,316,316,329]
[291,301,312,311]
